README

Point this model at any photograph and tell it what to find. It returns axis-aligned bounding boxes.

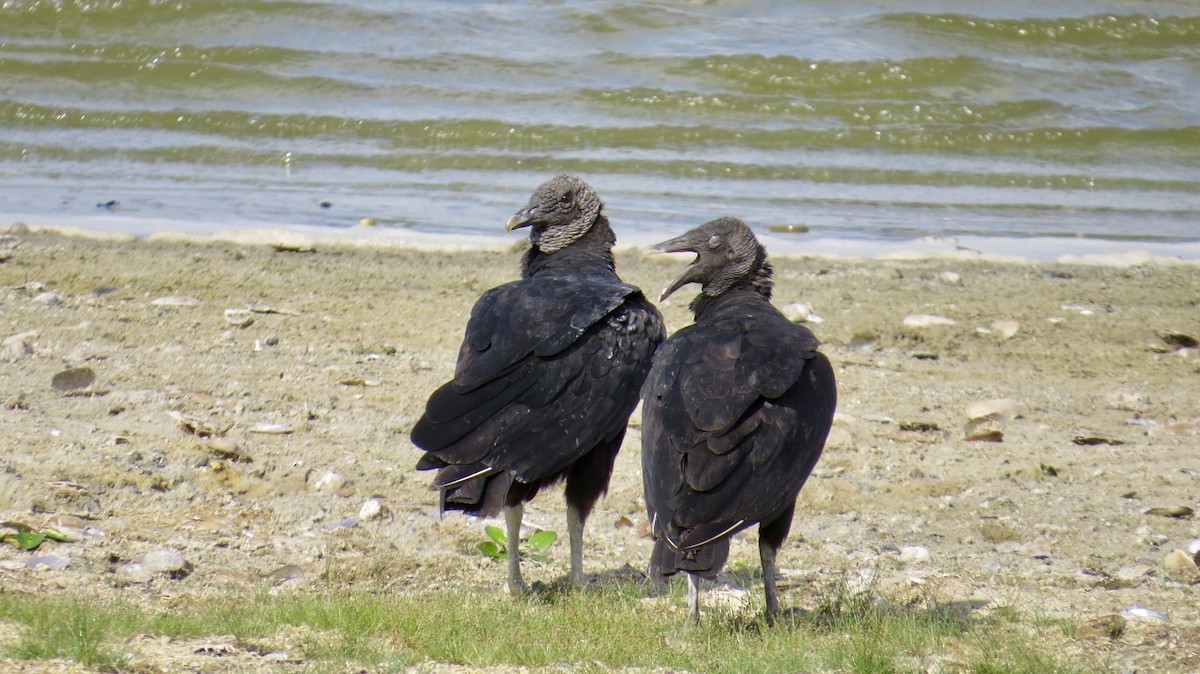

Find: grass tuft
[0,582,1106,673]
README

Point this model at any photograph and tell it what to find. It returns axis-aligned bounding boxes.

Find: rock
[1074,614,1126,640]
[249,423,294,435]
[51,367,96,392]
[782,302,823,324]
[142,548,192,578]
[991,320,1019,341]
[1157,329,1198,350]
[358,497,386,521]
[1145,505,1193,519]
[1186,538,1200,556]
[207,437,251,463]
[1162,549,1200,582]
[903,314,957,328]
[33,291,64,307]
[116,562,153,584]
[26,554,69,570]
[1119,605,1168,621]
[310,470,343,494]
[936,271,961,286]
[899,545,932,564]
[224,309,256,328]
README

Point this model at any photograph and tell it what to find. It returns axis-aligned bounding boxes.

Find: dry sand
[1,224,1199,672]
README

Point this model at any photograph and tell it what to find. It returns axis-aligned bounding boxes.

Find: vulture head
[654,216,771,302]
[506,174,604,254]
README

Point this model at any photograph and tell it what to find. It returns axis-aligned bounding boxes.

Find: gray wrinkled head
[505,174,603,253]
[653,217,768,301]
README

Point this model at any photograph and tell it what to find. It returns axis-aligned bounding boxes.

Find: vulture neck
[689,262,774,319]
[521,216,618,278]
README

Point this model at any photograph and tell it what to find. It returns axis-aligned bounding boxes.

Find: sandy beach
[1,222,1199,672]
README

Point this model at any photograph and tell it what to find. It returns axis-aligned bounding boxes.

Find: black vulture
[410,174,665,595]
[641,217,836,624]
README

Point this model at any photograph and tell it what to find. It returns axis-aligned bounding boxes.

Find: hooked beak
[650,233,702,302]
[505,207,537,232]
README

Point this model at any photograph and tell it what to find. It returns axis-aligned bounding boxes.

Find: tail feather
[648,537,730,581]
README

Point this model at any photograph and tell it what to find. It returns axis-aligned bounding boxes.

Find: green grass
[0,581,1105,673]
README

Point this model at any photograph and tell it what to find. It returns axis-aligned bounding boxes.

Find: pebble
[249,423,294,435]
[903,314,957,328]
[358,497,386,521]
[224,308,256,328]
[326,516,359,530]
[936,271,961,286]
[51,367,96,392]
[1119,605,1168,621]
[142,548,191,577]
[1186,538,1200,556]
[207,437,252,463]
[1162,549,1200,582]
[990,320,1019,341]
[33,291,65,307]
[1157,329,1198,350]
[1145,505,1194,519]
[151,295,203,307]
[899,545,932,564]
[27,554,69,570]
[311,470,343,493]
[263,564,304,583]
[116,562,153,584]
[782,302,823,324]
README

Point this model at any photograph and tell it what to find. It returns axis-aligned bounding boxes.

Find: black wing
[413,273,663,483]
[642,299,836,552]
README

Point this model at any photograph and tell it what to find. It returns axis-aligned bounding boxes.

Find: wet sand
[2,223,1199,672]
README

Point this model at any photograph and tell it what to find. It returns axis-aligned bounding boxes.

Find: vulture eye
[707,234,722,248]
[560,193,574,205]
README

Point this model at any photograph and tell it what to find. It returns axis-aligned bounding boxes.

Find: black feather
[411,175,665,526]
[642,217,837,607]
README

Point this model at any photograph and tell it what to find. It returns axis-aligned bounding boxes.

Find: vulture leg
[758,502,796,624]
[504,503,526,596]
[686,572,702,626]
[567,502,585,585]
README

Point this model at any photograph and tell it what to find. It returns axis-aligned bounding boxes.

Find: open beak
[650,233,702,302]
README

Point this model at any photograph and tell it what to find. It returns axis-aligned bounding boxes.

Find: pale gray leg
[760,538,780,624]
[504,504,525,596]
[686,572,702,626]
[566,502,585,585]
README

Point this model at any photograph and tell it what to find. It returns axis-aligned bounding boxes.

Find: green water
[1,1,1198,256]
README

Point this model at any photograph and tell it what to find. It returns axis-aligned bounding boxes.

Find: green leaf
[42,528,72,542]
[526,530,557,550]
[14,531,46,551]
[478,541,507,560]
[2,521,34,533]
[484,525,507,546]
[529,554,552,564]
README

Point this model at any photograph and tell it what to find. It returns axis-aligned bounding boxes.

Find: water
[2,0,1199,259]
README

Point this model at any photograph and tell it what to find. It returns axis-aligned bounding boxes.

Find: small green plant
[478,525,557,563]
[1,521,72,551]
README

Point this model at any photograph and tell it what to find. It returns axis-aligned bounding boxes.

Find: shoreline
[8,215,1200,267]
